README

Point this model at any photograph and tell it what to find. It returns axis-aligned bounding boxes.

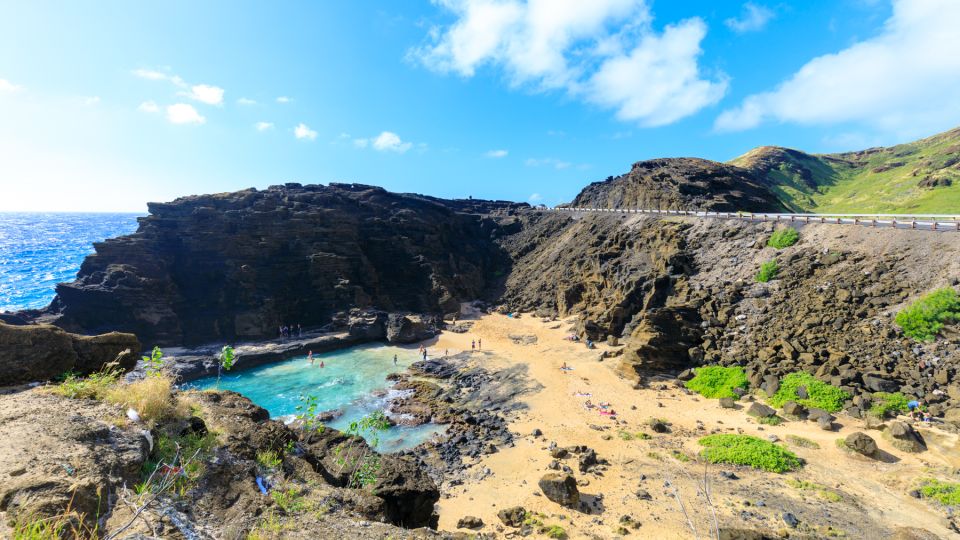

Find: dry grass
[105,375,183,425]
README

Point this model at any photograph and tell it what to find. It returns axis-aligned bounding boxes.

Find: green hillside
[731,127,960,214]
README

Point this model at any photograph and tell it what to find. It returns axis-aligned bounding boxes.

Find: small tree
[143,346,164,377]
[335,411,391,489]
[217,345,236,386]
[295,394,326,433]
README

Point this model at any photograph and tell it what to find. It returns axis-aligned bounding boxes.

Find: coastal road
[543,207,960,233]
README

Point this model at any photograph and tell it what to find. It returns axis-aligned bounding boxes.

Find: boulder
[844,432,878,457]
[497,506,527,527]
[944,408,960,428]
[782,401,806,418]
[457,516,484,530]
[862,372,900,393]
[538,473,580,507]
[0,322,139,386]
[386,314,438,344]
[884,421,926,453]
[746,402,776,419]
[719,397,736,409]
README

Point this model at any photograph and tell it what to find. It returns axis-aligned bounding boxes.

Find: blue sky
[1,0,958,212]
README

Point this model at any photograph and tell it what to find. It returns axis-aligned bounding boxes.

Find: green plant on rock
[767,227,800,249]
[545,524,568,539]
[918,478,960,507]
[142,346,164,377]
[768,372,850,413]
[868,392,909,418]
[698,434,801,473]
[257,450,283,471]
[895,288,960,342]
[271,486,308,514]
[295,394,326,433]
[216,345,236,386]
[50,364,122,400]
[755,260,779,283]
[334,410,391,489]
[685,366,749,399]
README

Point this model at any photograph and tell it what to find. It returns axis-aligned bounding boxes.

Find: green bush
[698,434,801,473]
[755,260,779,283]
[768,372,850,413]
[919,479,960,506]
[768,227,800,249]
[49,366,122,400]
[868,392,909,418]
[685,366,749,399]
[895,288,960,341]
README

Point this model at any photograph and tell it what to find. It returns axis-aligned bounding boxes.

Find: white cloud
[237,97,257,106]
[294,122,317,140]
[132,68,168,81]
[528,193,543,201]
[372,131,413,153]
[715,0,960,137]
[412,0,725,126]
[0,78,24,93]
[182,84,224,106]
[166,103,206,125]
[525,157,571,169]
[138,100,160,113]
[276,96,292,104]
[255,121,274,131]
[485,149,508,158]
[353,138,369,148]
[81,96,100,106]
[725,3,774,34]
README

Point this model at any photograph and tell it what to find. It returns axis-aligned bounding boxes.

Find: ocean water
[186,343,447,452]
[0,212,142,312]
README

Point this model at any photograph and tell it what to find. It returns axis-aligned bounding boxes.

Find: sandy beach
[425,311,960,539]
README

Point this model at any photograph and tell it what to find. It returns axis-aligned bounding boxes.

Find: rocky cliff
[39,183,515,346]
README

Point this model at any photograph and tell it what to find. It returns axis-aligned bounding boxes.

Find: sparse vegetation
[257,450,283,471]
[545,524,568,539]
[785,434,820,449]
[271,486,308,514]
[49,365,122,400]
[216,345,237,386]
[140,430,219,496]
[768,372,850,413]
[767,227,799,249]
[685,366,749,399]
[105,375,179,425]
[895,288,960,341]
[698,434,801,473]
[142,346,164,377]
[295,394,326,433]
[786,478,842,502]
[758,415,783,426]
[334,410,391,489]
[618,430,650,441]
[671,450,692,462]
[755,260,779,283]
[868,392,910,418]
[918,478,960,506]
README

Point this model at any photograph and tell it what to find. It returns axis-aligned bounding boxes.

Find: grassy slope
[730,127,960,214]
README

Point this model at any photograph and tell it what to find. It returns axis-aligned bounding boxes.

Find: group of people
[279,324,303,339]
[471,339,482,351]
[307,350,323,368]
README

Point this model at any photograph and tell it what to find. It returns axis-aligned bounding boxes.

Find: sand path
[428,311,959,539]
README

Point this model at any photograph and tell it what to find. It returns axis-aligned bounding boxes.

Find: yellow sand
[427,311,959,539]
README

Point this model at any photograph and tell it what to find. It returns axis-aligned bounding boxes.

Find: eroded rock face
[40,184,513,346]
[0,322,139,385]
[538,472,580,507]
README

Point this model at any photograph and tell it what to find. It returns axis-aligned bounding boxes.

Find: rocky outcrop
[0,321,139,385]
[538,472,580,506]
[571,158,786,213]
[38,183,513,346]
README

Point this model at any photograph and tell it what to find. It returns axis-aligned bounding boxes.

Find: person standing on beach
[394,354,398,366]
[471,340,475,351]
[478,338,482,350]
[422,348,428,361]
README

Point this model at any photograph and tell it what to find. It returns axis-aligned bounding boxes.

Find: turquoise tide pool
[186,343,445,452]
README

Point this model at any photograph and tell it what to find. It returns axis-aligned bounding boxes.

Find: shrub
[868,392,909,418]
[768,372,850,413]
[545,525,568,539]
[257,450,283,471]
[698,434,801,473]
[105,375,176,425]
[49,366,122,400]
[685,366,749,399]
[785,435,820,449]
[895,288,960,341]
[786,478,841,502]
[768,227,800,249]
[271,487,308,513]
[755,260,779,283]
[918,479,960,506]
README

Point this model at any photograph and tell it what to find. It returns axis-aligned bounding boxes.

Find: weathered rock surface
[845,432,879,457]
[0,321,139,385]
[538,472,580,507]
[36,184,515,346]
[884,421,926,453]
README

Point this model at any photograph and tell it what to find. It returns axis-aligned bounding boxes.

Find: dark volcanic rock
[498,506,527,527]
[386,313,439,344]
[844,432,878,457]
[538,472,580,507]
[884,421,926,452]
[571,158,786,212]
[0,321,139,385]
[40,184,511,346]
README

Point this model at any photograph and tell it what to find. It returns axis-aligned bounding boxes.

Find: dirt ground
[428,310,959,539]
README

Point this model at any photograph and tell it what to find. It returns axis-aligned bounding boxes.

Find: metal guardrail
[545,207,960,232]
